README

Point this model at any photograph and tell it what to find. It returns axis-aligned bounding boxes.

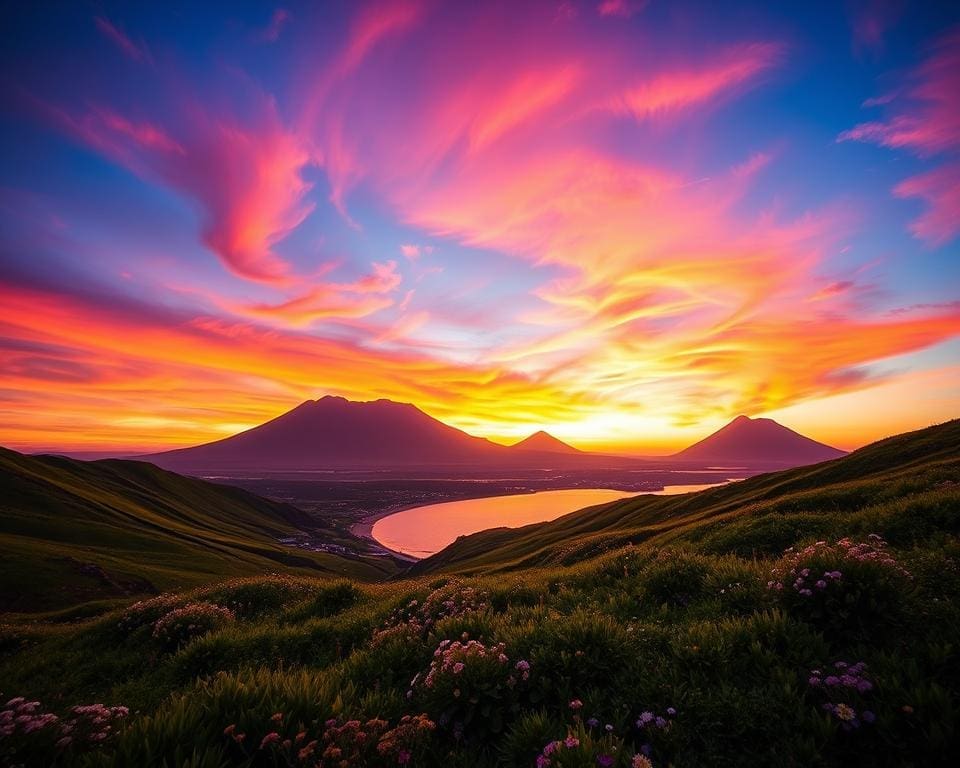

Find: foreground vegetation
[1,420,958,766]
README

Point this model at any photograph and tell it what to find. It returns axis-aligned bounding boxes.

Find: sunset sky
[1,0,958,455]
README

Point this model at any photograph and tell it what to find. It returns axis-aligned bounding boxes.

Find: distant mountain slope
[673,415,846,465]
[410,418,960,576]
[0,447,394,611]
[510,430,583,454]
[142,396,641,471]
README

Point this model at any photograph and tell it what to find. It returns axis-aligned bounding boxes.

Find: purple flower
[815,580,828,589]
[808,676,821,686]
[597,755,614,767]
[799,588,813,596]
[666,707,677,716]
[637,711,654,726]
[587,718,600,729]
[537,756,552,768]
[655,716,668,729]
[857,680,873,693]
[862,710,876,723]
[825,676,840,686]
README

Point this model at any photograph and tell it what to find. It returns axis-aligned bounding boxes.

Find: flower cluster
[373,581,489,645]
[224,712,434,766]
[0,695,128,761]
[409,637,529,741]
[768,535,911,593]
[536,723,644,768]
[116,593,184,634]
[807,661,876,732]
[59,703,130,746]
[152,601,235,650]
[1,697,59,739]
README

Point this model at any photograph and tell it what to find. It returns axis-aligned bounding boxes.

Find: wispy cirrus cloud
[840,26,960,244]
[95,16,152,64]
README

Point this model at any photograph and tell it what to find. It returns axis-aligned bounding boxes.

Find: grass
[0,420,958,766]
[0,448,396,612]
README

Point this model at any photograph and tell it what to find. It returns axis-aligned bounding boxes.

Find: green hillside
[0,448,395,611]
[410,419,960,575]
[0,421,958,767]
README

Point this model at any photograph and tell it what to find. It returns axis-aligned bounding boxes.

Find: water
[371,482,726,558]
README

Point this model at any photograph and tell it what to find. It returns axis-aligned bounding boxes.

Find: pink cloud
[45,93,316,283]
[894,162,960,245]
[847,0,904,55]
[839,27,960,244]
[615,43,782,120]
[95,16,151,63]
[259,8,291,43]
[597,0,648,19]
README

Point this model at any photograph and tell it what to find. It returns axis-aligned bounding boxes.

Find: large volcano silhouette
[673,415,846,465]
[142,396,622,471]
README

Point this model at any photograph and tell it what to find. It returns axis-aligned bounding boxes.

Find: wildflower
[587,718,600,728]
[453,662,465,674]
[565,735,580,748]
[569,699,583,711]
[862,710,876,723]
[666,707,676,716]
[537,756,552,768]
[632,756,653,768]
[598,755,615,767]
[636,711,654,726]
[223,724,235,736]
[833,704,856,722]
[260,732,281,749]
[815,580,828,589]
[270,712,283,723]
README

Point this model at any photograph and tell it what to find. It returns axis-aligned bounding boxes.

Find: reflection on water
[372,483,726,558]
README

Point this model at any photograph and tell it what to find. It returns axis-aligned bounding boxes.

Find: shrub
[409,637,530,742]
[152,602,235,651]
[640,551,709,608]
[116,593,184,635]
[535,721,646,768]
[767,535,914,641]
[373,581,489,645]
[199,574,321,620]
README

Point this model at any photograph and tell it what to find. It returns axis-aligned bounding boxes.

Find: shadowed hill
[0,448,394,611]
[673,414,846,465]
[409,418,960,576]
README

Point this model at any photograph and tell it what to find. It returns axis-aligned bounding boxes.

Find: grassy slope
[0,448,395,611]
[410,419,960,575]
[0,421,958,766]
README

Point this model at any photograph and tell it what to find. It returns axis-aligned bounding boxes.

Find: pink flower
[260,732,281,749]
[453,662,465,674]
[569,699,583,711]
[565,735,580,748]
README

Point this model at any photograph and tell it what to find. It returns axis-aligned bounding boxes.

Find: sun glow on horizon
[0,1,958,456]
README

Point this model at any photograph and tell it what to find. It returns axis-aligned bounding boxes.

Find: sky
[0,0,958,455]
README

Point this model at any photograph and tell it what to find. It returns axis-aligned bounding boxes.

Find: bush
[152,602,235,651]
[409,638,531,743]
[768,535,914,641]
[640,550,709,608]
